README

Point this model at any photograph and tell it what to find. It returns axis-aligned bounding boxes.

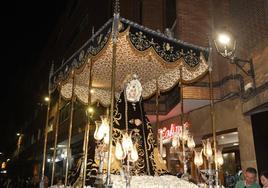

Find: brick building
[17,0,268,186]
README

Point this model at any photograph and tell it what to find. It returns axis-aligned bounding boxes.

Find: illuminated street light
[218,33,230,45]
[44,96,50,102]
[1,162,6,169]
[86,106,94,119]
[214,31,236,58]
[0,152,2,155]
[87,106,94,114]
[214,29,256,96]
[16,133,21,136]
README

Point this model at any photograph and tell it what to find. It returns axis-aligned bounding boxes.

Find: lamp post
[193,40,224,188]
[214,30,256,97]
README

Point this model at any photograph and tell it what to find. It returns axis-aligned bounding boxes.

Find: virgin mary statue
[70,75,168,187]
[110,74,167,176]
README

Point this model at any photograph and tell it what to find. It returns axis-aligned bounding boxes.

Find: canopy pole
[208,62,219,187]
[179,66,187,175]
[156,79,162,156]
[51,84,62,186]
[40,64,53,188]
[105,4,119,186]
[83,59,93,186]
[65,71,76,186]
[156,79,160,130]
[82,115,89,185]
[105,40,117,187]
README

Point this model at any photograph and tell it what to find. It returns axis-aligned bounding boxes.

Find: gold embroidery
[149,148,168,175]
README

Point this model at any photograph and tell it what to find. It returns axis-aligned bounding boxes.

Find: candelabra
[170,123,196,179]
[115,132,138,188]
[158,66,196,178]
[158,121,196,180]
[93,115,110,187]
[194,139,224,188]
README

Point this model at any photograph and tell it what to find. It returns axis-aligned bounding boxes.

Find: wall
[160,97,258,172]
[142,0,164,31]
[174,0,268,113]
[242,44,268,114]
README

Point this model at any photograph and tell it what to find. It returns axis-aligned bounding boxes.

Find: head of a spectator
[32,174,39,185]
[260,171,268,187]
[244,167,258,185]
[56,176,63,185]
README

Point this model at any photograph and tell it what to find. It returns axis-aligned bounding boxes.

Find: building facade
[15,0,268,185]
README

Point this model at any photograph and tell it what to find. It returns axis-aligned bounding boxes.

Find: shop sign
[158,122,190,142]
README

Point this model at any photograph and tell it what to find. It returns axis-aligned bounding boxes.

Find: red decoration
[158,121,191,141]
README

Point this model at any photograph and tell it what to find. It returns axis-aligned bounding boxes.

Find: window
[48,117,54,132]
[165,0,176,29]
[37,129,41,140]
[54,28,63,45]
[79,14,89,32]
[31,134,35,144]
[59,102,70,124]
[65,27,79,50]
[67,1,79,19]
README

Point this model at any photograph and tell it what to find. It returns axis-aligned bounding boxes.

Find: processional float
[40,1,222,187]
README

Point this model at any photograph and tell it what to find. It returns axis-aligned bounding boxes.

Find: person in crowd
[31,175,39,188]
[225,171,236,188]
[260,171,268,188]
[44,176,49,188]
[236,166,244,182]
[4,178,11,188]
[235,167,261,188]
[49,176,64,188]
[175,165,184,178]
[55,176,64,188]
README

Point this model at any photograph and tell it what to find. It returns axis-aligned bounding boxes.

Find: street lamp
[86,106,94,119]
[44,96,50,102]
[214,31,236,58]
[214,30,256,97]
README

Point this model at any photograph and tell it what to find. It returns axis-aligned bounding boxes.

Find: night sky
[1,0,68,156]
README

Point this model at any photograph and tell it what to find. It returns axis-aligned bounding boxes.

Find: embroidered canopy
[50,17,209,106]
